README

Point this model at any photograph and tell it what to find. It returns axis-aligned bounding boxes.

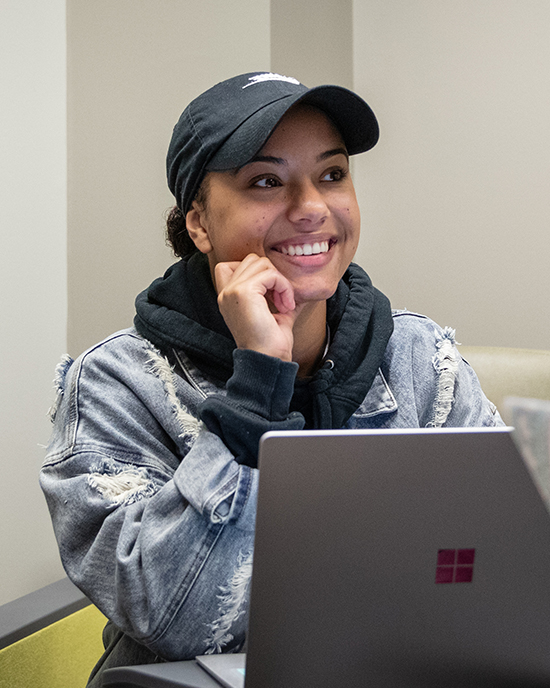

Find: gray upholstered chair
[0,577,106,688]
[459,346,550,414]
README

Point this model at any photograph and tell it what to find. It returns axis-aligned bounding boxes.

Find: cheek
[218,222,268,260]
[240,227,268,256]
[240,213,271,245]
[206,199,274,258]
[252,216,268,236]
[339,204,361,257]
[350,205,361,235]
[339,203,361,234]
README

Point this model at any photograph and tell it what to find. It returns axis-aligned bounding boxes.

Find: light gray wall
[271,0,353,88]
[352,0,550,348]
[0,0,68,606]
[67,0,271,357]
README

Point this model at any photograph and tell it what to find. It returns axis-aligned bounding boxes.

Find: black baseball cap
[166,72,379,215]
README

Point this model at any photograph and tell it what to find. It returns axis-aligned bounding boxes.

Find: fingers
[271,283,295,314]
[213,254,297,361]
[215,255,295,313]
[214,261,240,293]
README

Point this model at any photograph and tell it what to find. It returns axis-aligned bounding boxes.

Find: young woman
[40,72,501,685]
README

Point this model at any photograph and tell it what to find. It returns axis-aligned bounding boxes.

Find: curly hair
[165,178,209,258]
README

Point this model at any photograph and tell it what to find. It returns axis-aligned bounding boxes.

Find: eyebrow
[319,147,349,162]
[234,147,349,174]
[245,154,286,167]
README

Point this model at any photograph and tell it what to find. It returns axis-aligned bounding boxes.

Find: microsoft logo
[435,548,476,584]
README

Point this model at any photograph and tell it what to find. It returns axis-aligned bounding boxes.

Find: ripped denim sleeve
[145,348,201,444]
[48,353,74,422]
[88,459,163,507]
[203,548,254,654]
[428,326,460,428]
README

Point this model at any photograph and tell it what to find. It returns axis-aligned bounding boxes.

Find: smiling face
[186,104,361,306]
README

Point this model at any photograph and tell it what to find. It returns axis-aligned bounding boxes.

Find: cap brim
[206,85,379,171]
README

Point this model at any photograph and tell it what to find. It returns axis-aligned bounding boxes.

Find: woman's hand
[215,254,302,362]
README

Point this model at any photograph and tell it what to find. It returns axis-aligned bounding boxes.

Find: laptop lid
[244,427,550,688]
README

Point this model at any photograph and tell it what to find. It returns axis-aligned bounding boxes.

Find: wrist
[228,349,298,420]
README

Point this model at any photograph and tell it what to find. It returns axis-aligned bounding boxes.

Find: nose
[287,181,329,227]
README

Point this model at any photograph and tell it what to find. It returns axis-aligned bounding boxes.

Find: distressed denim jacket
[40,310,501,666]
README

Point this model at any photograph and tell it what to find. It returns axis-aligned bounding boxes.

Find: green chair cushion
[0,604,106,688]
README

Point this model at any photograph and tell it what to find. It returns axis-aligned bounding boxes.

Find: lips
[277,240,331,256]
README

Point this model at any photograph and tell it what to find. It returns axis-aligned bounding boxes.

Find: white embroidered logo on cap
[242,73,300,89]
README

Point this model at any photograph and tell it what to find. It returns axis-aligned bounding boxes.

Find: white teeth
[280,241,329,256]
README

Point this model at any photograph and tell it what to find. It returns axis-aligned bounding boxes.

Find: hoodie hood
[134,252,393,428]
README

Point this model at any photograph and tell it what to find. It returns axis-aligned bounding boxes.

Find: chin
[294,283,339,304]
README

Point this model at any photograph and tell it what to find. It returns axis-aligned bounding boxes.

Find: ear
[186,203,213,254]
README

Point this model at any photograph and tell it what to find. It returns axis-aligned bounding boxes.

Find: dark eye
[254,177,281,188]
[322,168,347,182]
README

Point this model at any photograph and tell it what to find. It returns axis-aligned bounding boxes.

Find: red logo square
[454,566,474,583]
[437,549,456,566]
[457,549,475,565]
[435,566,454,584]
[435,548,475,584]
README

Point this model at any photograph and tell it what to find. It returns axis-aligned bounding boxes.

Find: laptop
[104,425,550,688]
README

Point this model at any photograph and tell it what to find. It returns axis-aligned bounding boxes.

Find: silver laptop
[106,425,550,687]
[236,426,550,688]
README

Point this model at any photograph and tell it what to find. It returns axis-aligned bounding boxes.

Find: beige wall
[352,0,550,348]
[271,0,353,89]
[67,0,271,357]
[0,0,68,606]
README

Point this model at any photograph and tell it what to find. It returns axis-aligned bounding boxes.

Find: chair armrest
[0,577,90,649]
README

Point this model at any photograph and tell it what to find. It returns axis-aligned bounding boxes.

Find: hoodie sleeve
[200,349,305,467]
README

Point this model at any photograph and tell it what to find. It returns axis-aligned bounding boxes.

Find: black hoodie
[135,252,393,467]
